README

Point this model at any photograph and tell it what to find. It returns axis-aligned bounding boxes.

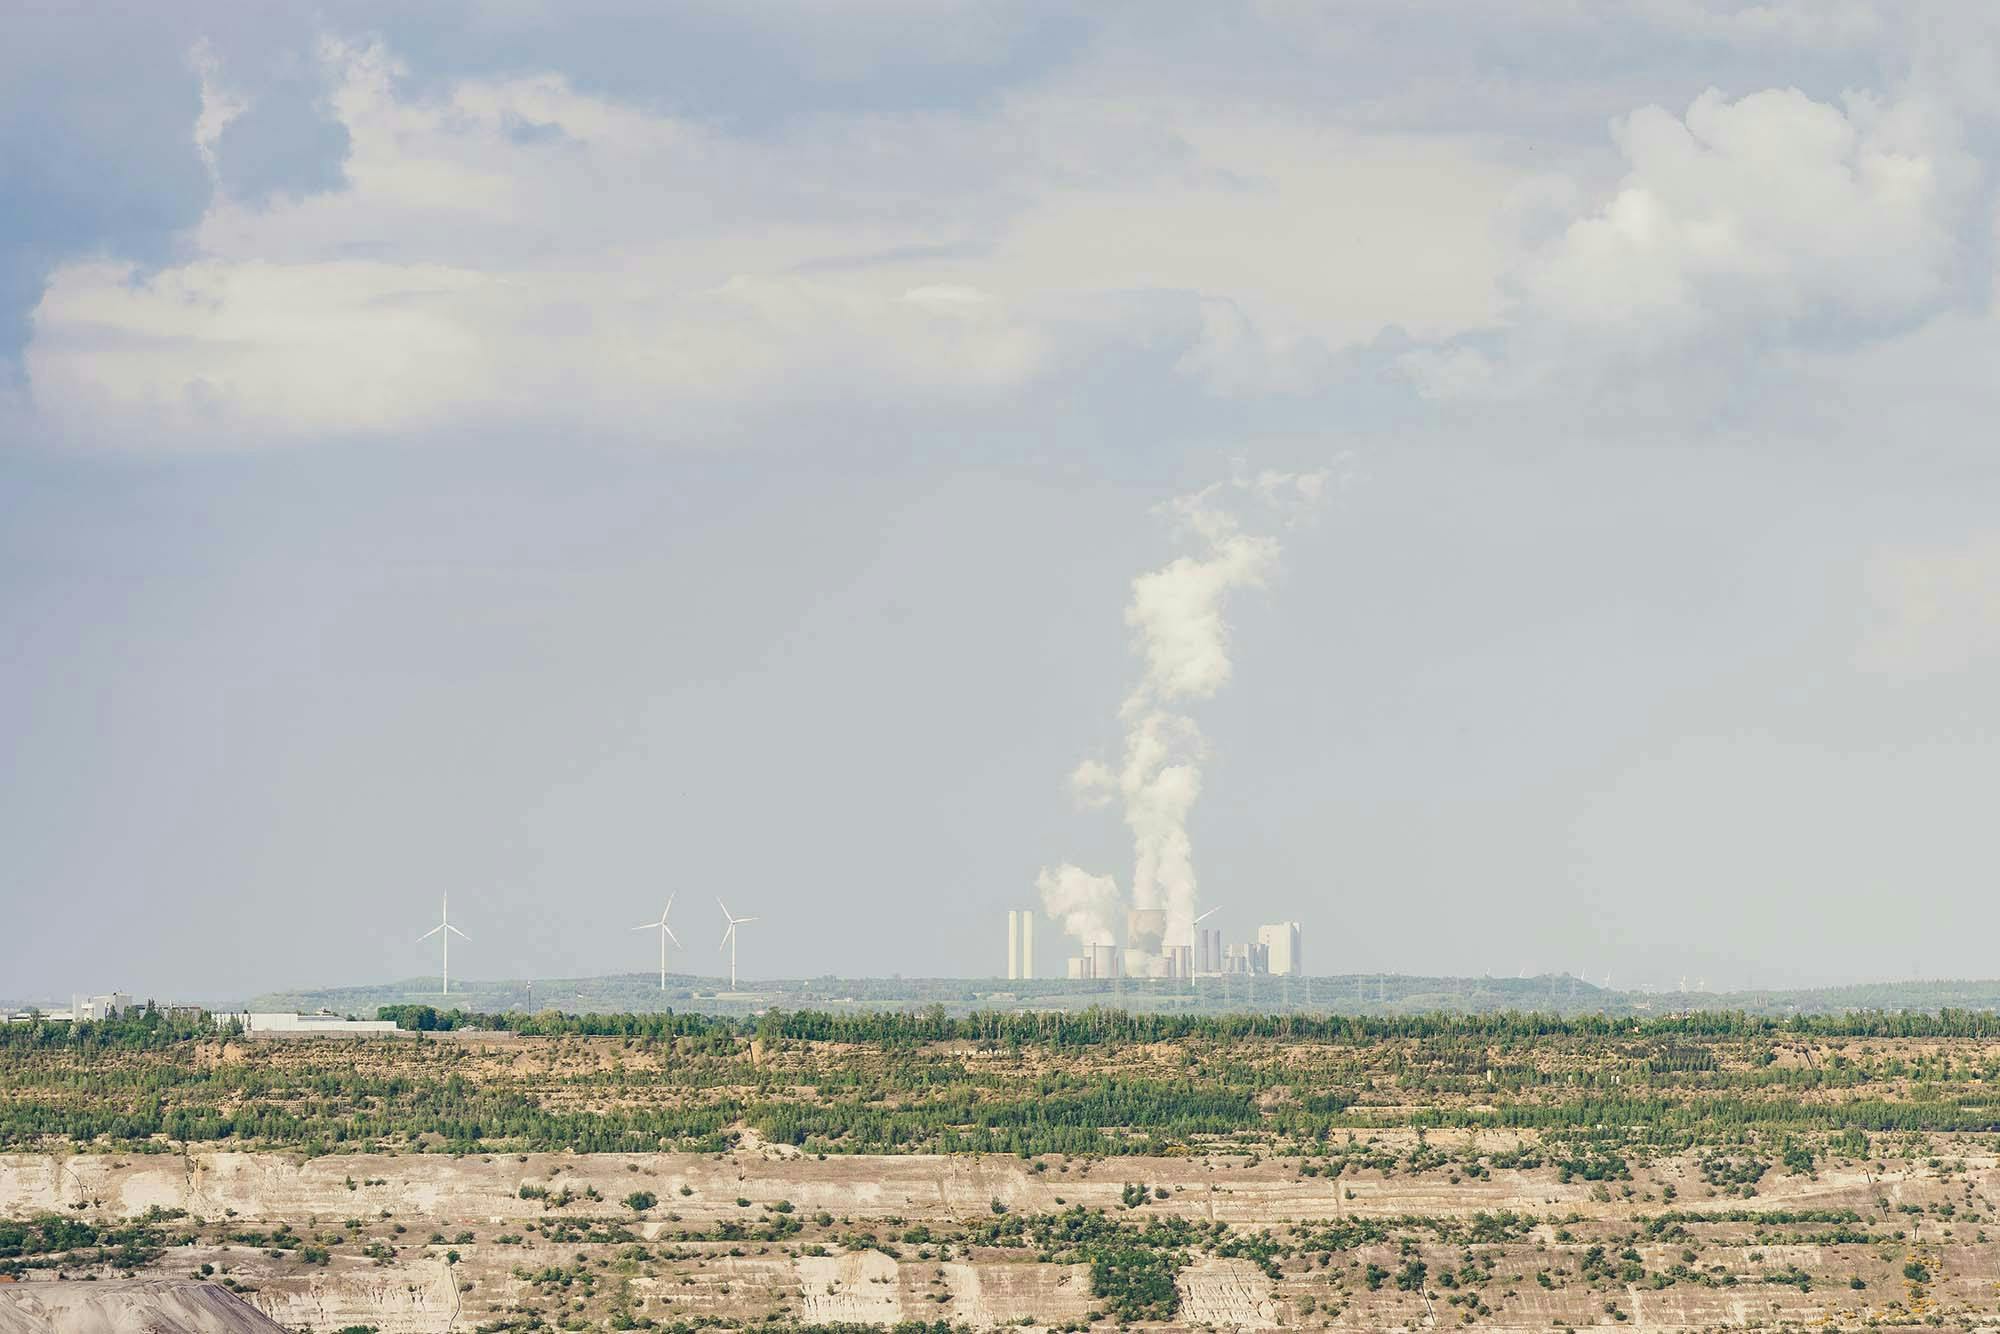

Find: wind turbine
[718,898,758,991]
[632,895,682,992]
[418,894,468,996]
[1188,906,1221,973]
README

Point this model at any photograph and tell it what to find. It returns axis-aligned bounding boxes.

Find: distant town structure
[1257,922,1303,976]
[1005,910,1036,980]
[3,1009,72,1024]
[216,1011,399,1037]
[6,994,208,1024]
[76,992,135,1021]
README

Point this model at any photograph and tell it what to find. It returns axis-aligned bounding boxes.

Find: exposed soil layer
[0,1279,288,1334]
[4,1139,1999,1331]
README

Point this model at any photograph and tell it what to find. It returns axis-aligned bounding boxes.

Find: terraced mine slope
[7,1011,2000,1330]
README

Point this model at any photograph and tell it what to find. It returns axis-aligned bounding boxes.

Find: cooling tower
[1125,908,1166,956]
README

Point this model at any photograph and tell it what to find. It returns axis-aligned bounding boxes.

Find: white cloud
[24,36,1522,447]
[1858,534,2000,679]
[1394,78,1991,414]
[36,18,1996,447]
[1521,87,1975,335]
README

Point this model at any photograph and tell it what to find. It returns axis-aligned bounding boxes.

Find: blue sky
[5,2,2000,1000]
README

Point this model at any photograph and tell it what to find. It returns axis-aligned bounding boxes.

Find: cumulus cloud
[22,33,1519,447]
[1393,75,1994,417]
[21,9,2000,445]
[1521,88,1974,335]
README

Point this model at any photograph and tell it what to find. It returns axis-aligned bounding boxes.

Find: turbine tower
[718,898,758,991]
[632,894,682,992]
[418,894,468,997]
[1190,906,1220,973]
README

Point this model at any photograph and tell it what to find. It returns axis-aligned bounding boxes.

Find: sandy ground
[0,1279,288,1334]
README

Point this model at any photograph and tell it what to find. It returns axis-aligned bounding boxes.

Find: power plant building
[1006,910,1036,980]
[76,993,134,1021]
[1223,941,1269,975]
[213,1011,399,1036]
[1059,910,1303,983]
[1257,922,1303,976]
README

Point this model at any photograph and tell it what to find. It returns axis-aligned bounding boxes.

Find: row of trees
[372,1004,2000,1044]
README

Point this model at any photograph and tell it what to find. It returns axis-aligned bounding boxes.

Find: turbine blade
[633,922,656,931]
[717,897,731,919]
[447,924,468,939]
[664,927,682,947]
[719,926,733,951]
[665,892,676,913]
[419,924,444,940]
[736,916,759,924]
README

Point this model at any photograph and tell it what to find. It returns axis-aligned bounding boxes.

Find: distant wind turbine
[632,894,683,992]
[418,894,468,996]
[718,898,758,991]
[1187,906,1221,962]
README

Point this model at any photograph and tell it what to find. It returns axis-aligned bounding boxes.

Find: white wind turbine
[632,894,683,992]
[718,898,758,991]
[1189,906,1221,966]
[418,894,468,996]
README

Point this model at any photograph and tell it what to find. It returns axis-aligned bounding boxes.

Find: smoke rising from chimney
[1039,468,1324,954]
[1034,864,1121,948]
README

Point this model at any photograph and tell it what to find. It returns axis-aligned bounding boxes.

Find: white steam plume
[1035,863,1122,948]
[1043,468,1323,955]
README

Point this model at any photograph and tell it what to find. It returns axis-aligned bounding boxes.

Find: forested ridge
[8,1007,2000,1156]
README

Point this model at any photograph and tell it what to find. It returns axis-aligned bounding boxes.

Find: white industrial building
[1257,922,1303,976]
[215,1010,399,1036]
[1005,909,1036,980]
[1059,914,1306,983]
[77,992,135,1021]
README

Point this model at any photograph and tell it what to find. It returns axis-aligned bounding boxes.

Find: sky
[6,1,2000,1002]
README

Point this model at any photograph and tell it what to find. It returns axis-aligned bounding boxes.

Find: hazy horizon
[18,965,2000,1019]
[9,4,2000,1001]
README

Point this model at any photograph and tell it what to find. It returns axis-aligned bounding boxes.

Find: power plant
[1005,909,1036,980]
[1258,921,1303,976]
[1044,908,1307,980]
